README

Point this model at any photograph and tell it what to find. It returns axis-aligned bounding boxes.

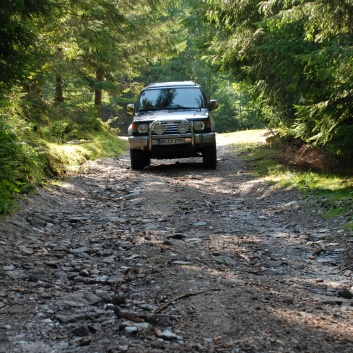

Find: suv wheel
[202,144,217,169]
[130,149,150,170]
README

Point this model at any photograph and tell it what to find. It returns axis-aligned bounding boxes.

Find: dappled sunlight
[150,257,353,351]
[217,129,268,147]
[123,150,353,350]
[269,306,353,341]
[5,130,349,352]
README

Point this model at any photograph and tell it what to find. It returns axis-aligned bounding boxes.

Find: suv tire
[130,149,150,170]
[202,144,217,169]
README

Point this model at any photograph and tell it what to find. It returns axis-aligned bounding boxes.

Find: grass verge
[43,129,128,176]
[0,128,128,214]
[227,129,353,232]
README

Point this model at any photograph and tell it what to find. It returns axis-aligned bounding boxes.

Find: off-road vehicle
[127,81,218,170]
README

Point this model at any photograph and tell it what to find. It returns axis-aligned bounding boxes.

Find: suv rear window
[138,87,207,111]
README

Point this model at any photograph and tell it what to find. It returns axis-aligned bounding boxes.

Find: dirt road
[0,133,352,352]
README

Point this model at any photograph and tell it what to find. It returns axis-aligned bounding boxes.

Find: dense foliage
[200,0,353,155]
[0,0,187,212]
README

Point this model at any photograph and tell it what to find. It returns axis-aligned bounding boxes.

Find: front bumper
[128,132,216,151]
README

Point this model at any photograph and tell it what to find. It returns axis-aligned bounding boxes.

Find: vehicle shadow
[144,159,209,172]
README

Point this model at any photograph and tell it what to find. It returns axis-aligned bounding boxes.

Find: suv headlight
[153,122,165,135]
[138,124,149,134]
[193,121,205,131]
[178,121,189,134]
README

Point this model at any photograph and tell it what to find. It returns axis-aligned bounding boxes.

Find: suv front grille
[152,121,191,135]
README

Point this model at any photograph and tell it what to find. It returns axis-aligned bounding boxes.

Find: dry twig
[154,288,220,314]
[114,308,145,323]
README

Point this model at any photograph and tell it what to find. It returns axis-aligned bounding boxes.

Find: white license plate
[159,138,185,145]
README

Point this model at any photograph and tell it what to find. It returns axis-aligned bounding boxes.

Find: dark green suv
[127,81,218,170]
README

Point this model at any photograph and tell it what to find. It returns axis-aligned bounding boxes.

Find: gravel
[0,134,353,353]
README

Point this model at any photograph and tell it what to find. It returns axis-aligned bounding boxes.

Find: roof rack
[146,81,197,88]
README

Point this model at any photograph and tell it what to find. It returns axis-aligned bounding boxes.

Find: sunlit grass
[0,104,129,214]
[269,170,353,192]
[224,130,353,232]
[43,129,128,176]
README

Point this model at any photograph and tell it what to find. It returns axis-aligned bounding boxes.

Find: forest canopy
[201,0,353,152]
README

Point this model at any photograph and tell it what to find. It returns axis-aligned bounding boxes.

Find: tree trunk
[54,48,64,104]
[27,81,41,99]
[55,76,64,104]
[95,68,104,118]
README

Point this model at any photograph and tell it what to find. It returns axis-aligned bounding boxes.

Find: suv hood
[134,109,209,122]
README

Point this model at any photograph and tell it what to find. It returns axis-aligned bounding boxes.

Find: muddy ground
[0,133,353,353]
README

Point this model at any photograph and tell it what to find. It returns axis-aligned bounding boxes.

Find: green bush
[43,104,103,142]
[328,124,353,160]
[0,87,126,214]
[42,120,71,142]
[0,123,44,213]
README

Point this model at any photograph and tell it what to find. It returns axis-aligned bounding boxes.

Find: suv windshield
[138,87,207,111]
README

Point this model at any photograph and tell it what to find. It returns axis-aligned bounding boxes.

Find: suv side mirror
[127,104,135,115]
[209,100,218,111]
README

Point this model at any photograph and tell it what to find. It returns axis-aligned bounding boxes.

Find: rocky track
[1,134,353,353]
